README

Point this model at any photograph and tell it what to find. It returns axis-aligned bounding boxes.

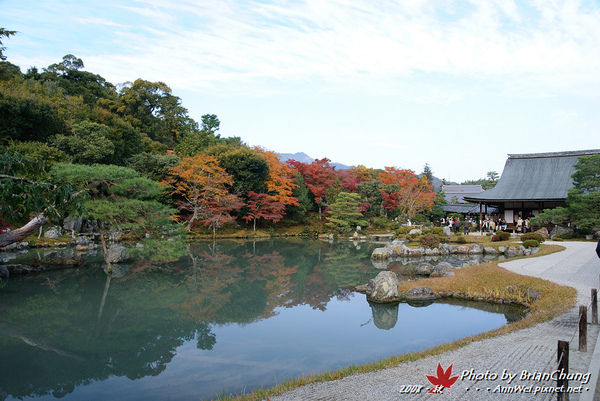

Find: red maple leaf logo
[426,363,459,394]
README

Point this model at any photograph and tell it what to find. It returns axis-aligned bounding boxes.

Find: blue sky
[2,0,600,182]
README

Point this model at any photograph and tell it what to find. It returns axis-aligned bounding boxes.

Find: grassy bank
[215,244,576,401]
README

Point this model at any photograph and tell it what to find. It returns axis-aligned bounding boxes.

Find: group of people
[481,215,507,232]
[515,216,532,233]
[438,213,533,234]
[439,216,476,235]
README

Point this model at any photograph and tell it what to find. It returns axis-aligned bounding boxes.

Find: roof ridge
[508,149,600,159]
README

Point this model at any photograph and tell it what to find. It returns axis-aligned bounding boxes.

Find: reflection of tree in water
[0,239,383,400]
[0,267,216,400]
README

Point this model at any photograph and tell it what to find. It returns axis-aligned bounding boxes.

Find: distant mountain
[277,152,353,170]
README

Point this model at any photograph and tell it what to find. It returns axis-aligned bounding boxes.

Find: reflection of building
[442,185,483,204]
[464,150,600,229]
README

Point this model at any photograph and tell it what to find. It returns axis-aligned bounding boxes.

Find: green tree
[207,145,269,196]
[0,151,78,247]
[201,114,220,135]
[423,163,434,184]
[50,163,179,269]
[532,154,600,231]
[101,79,196,147]
[0,28,17,61]
[53,121,115,164]
[325,192,368,232]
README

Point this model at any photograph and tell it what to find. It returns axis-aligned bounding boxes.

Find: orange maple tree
[253,147,299,206]
[377,166,435,218]
[164,154,242,231]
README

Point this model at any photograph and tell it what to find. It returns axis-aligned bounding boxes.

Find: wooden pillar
[592,289,598,325]
[557,340,569,401]
[479,202,483,235]
[579,305,587,352]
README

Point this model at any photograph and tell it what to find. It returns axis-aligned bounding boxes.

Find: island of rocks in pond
[371,237,539,265]
[355,270,541,307]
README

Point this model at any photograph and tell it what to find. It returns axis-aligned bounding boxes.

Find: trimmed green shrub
[431,227,443,235]
[456,236,467,244]
[420,233,440,249]
[521,232,544,243]
[491,235,501,242]
[396,226,411,235]
[495,231,511,241]
[522,239,540,248]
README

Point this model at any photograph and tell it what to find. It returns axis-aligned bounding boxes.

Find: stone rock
[408,228,422,236]
[367,271,399,303]
[415,262,434,276]
[433,262,454,275]
[369,302,399,330]
[442,226,452,236]
[484,246,499,255]
[371,247,394,260]
[0,265,9,278]
[402,286,436,301]
[550,225,574,239]
[43,226,62,239]
[391,238,409,247]
[63,216,82,233]
[526,288,542,302]
[469,243,484,254]
[535,227,549,238]
[506,249,523,258]
[107,244,130,264]
[80,219,98,233]
[457,245,469,254]
[446,244,458,254]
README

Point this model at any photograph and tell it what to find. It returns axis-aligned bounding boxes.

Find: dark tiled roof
[464,149,600,202]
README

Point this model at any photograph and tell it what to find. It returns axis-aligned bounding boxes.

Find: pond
[0,239,524,401]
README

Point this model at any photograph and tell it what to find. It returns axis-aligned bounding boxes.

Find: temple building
[463,149,600,229]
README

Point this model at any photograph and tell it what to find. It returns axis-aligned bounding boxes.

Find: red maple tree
[243,191,285,233]
[287,158,337,219]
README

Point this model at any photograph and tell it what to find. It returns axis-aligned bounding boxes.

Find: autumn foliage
[164,154,241,232]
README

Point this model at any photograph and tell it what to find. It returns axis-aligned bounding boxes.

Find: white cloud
[76,0,600,101]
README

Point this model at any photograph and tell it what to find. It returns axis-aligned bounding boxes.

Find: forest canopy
[0,33,440,246]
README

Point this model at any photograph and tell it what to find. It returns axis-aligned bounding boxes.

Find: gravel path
[269,241,600,401]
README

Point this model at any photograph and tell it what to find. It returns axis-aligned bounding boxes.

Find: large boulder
[442,226,452,236]
[535,227,549,238]
[107,244,130,264]
[367,271,400,303]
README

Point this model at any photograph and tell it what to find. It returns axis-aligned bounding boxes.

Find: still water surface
[0,239,522,400]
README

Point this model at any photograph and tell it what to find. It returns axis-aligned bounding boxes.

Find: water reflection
[0,239,523,401]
